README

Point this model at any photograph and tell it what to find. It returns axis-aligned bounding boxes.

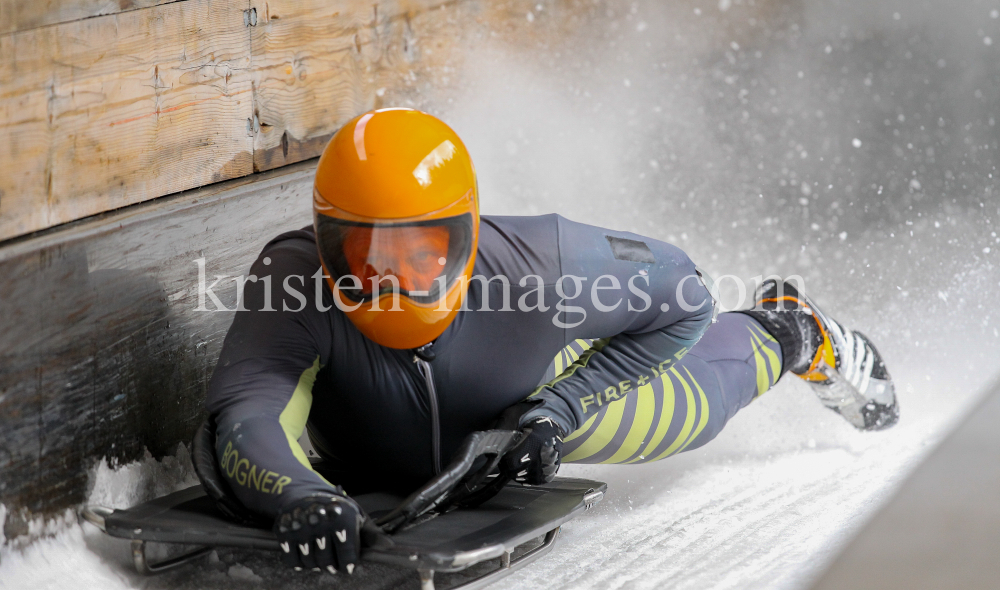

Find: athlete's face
[341,225,450,294]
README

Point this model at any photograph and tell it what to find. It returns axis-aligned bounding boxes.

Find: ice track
[0,347,986,590]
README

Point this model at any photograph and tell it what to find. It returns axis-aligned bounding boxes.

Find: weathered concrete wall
[0,162,316,539]
[810,376,1000,590]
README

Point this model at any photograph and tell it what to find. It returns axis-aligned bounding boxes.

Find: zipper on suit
[413,344,442,475]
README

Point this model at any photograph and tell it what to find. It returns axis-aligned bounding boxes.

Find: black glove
[274,494,364,574]
[500,416,565,485]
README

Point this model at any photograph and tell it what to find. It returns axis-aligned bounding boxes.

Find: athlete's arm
[206,232,338,518]
[519,216,714,435]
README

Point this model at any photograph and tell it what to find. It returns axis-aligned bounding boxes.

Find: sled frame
[80,428,606,589]
[82,506,214,574]
[82,490,603,590]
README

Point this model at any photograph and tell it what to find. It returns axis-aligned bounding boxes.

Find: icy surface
[2,0,998,588]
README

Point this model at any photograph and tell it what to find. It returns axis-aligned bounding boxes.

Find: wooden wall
[0,0,799,243]
[0,0,485,242]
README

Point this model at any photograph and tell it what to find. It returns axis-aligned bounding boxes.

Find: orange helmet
[313,108,479,349]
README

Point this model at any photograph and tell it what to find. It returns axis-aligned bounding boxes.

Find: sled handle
[80,506,113,532]
[376,429,521,533]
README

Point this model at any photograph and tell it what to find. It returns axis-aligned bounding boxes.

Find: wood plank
[0,0,482,242]
[0,0,771,242]
[0,0,176,36]
[0,0,254,242]
[249,0,474,172]
[0,160,316,540]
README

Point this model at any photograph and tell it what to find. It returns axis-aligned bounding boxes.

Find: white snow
[227,564,264,584]
[0,446,199,590]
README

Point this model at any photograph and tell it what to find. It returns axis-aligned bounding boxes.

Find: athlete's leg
[560,312,781,464]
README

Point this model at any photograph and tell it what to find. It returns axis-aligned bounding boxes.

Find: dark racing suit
[207,215,783,518]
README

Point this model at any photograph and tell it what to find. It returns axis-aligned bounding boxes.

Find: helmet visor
[315,213,474,305]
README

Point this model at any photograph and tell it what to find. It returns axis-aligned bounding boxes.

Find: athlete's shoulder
[262,225,318,255]
[477,214,695,279]
[253,225,321,275]
[479,214,562,250]
[553,215,694,271]
[476,215,562,280]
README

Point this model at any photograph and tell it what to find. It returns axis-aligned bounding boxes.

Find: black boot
[738,279,899,431]
[737,280,823,378]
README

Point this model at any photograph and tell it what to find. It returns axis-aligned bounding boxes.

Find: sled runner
[82,427,606,590]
